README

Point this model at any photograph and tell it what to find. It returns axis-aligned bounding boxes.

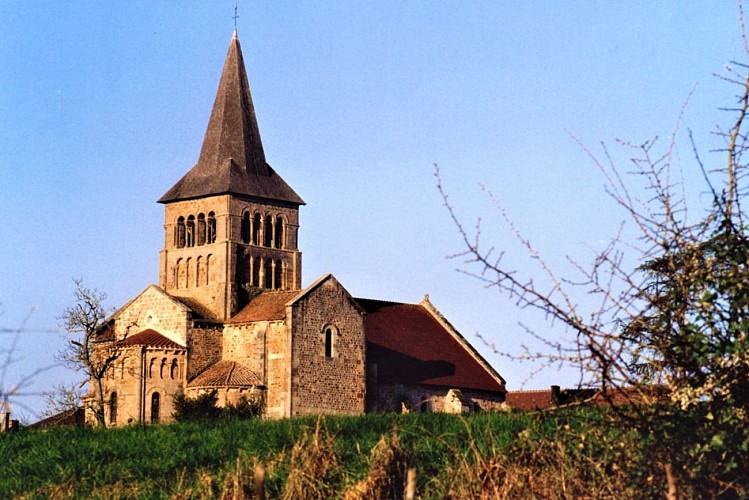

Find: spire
[159,33,304,205]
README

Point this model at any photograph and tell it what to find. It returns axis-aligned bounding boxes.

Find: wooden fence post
[405,468,416,500]
[254,464,266,500]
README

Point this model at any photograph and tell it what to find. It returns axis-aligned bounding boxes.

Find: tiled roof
[358,298,505,393]
[158,32,304,206]
[28,407,85,429]
[228,290,299,323]
[505,389,554,410]
[119,329,184,349]
[188,360,262,388]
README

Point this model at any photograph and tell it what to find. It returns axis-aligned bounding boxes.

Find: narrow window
[207,212,216,243]
[274,259,283,290]
[264,215,273,247]
[241,212,251,244]
[252,257,261,288]
[186,215,195,247]
[264,259,273,288]
[174,258,183,289]
[196,256,203,287]
[149,358,156,378]
[205,254,212,285]
[170,359,179,379]
[252,213,261,245]
[151,392,160,424]
[186,258,193,288]
[275,216,284,249]
[110,392,118,425]
[197,214,206,246]
[324,327,334,358]
[160,358,167,378]
[176,217,186,248]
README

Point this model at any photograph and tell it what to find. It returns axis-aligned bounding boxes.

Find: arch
[264,215,274,247]
[176,217,186,248]
[174,258,183,289]
[151,392,160,424]
[252,257,261,288]
[264,259,273,289]
[420,396,432,413]
[275,215,285,249]
[196,256,203,287]
[205,254,212,285]
[109,392,118,425]
[160,358,167,379]
[241,211,251,244]
[149,358,156,378]
[252,213,261,245]
[323,325,337,358]
[207,212,216,243]
[197,213,206,246]
[274,259,283,290]
[170,358,179,379]
[186,258,193,288]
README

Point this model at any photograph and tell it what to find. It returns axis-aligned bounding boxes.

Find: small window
[241,212,251,244]
[151,392,160,424]
[324,326,336,358]
[264,259,273,289]
[110,392,118,425]
[186,215,195,247]
[207,212,216,244]
[176,217,186,248]
[149,358,156,378]
[275,216,284,249]
[274,259,283,290]
[170,359,179,379]
[264,215,273,247]
[252,213,261,245]
[197,214,206,246]
[160,358,167,378]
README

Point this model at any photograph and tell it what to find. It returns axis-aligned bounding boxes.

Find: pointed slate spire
[159,32,304,205]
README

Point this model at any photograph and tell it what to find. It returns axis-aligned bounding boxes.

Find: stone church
[88,30,506,425]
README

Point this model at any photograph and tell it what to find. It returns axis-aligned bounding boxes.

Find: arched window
[252,213,261,245]
[149,358,156,378]
[174,258,183,289]
[197,214,206,246]
[420,396,432,413]
[252,257,261,288]
[196,256,203,287]
[274,259,283,290]
[264,259,273,289]
[264,215,274,247]
[151,392,160,424]
[207,212,216,243]
[275,216,284,249]
[205,254,212,285]
[170,359,179,379]
[185,258,192,287]
[186,215,195,247]
[324,326,336,358]
[160,358,167,379]
[110,392,118,425]
[176,217,186,248]
[241,212,251,244]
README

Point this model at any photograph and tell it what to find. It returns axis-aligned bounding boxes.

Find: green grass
[0,408,655,498]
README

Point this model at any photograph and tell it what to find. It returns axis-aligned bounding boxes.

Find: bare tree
[58,279,125,426]
[437,12,749,497]
[39,381,85,419]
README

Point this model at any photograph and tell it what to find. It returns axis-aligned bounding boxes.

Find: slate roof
[188,360,263,388]
[159,31,304,205]
[119,329,184,349]
[228,290,299,323]
[358,298,506,393]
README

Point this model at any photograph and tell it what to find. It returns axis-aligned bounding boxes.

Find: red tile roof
[505,390,553,410]
[358,299,505,393]
[228,290,299,323]
[188,361,262,388]
[119,329,184,349]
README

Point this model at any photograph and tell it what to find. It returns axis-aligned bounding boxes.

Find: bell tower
[157,30,304,321]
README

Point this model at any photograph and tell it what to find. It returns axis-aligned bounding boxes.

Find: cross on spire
[233,4,239,29]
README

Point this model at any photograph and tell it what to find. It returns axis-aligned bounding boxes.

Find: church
[88,30,506,425]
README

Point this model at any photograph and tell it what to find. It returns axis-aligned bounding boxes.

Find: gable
[112,285,191,346]
[359,298,506,393]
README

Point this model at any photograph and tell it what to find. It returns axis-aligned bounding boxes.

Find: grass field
[0,408,670,498]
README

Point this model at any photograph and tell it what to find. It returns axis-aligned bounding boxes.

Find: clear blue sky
[0,2,743,419]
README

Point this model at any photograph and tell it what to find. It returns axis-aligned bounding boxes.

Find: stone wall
[187,324,223,380]
[375,383,506,413]
[289,277,366,416]
[114,286,190,346]
[265,320,291,418]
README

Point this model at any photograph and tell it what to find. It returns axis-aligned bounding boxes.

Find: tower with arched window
[157,30,305,321]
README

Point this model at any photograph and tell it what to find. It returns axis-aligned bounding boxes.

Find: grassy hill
[0,408,673,498]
